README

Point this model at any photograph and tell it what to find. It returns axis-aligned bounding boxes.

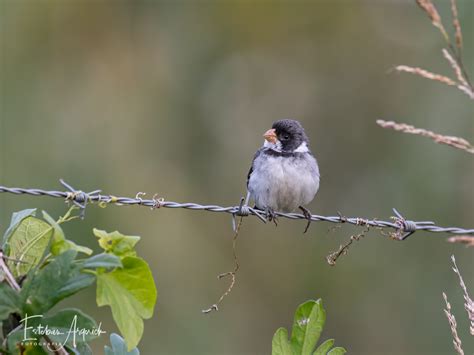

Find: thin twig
[0,251,20,291]
[202,217,243,314]
[377,120,474,154]
[326,219,370,266]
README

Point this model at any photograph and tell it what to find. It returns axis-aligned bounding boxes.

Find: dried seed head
[416,0,449,41]
[395,65,457,86]
[442,49,468,87]
[450,0,463,52]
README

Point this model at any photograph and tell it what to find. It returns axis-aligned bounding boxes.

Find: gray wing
[246,148,264,188]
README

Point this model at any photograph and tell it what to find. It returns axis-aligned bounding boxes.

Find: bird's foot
[299,206,313,234]
[265,207,278,226]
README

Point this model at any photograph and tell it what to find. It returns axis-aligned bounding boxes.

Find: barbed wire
[0,180,472,240]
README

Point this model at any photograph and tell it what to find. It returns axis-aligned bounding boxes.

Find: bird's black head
[268,119,309,152]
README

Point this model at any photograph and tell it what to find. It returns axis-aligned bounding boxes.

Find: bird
[245,119,320,233]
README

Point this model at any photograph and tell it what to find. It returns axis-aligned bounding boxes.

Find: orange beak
[263,128,277,143]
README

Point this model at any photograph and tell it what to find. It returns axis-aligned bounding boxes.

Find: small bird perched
[246,119,320,233]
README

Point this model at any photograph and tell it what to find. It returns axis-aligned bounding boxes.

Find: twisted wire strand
[0,181,473,238]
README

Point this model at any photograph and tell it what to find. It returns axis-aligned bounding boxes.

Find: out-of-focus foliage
[272,299,346,355]
[105,333,140,355]
[0,208,157,352]
[0,1,473,354]
[95,229,157,351]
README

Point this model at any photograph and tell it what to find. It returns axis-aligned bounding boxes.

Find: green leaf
[0,283,21,319]
[51,239,93,256]
[2,209,37,247]
[43,211,92,256]
[272,328,294,355]
[291,300,326,355]
[313,339,334,355]
[273,299,346,355]
[21,250,95,314]
[22,345,49,354]
[6,327,43,354]
[5,216,53,277]
[67,342,93,355]
[94,229,140,258]
[82,253,122,270]
[97,256,157,350]
[41,210,65,242]
[39,308,100,346]
[104,333,140,355]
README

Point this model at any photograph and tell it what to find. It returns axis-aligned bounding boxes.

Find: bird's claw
[299,206,312,234]
[265,208,278,226]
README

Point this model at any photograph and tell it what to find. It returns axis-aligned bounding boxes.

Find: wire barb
[151,194,165,210]
[0,181,472,238]
[392,209,418,240]
[236,197,250,217]
[60,179,101,219]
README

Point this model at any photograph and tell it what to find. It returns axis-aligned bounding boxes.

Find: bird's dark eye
[282,134,290,140]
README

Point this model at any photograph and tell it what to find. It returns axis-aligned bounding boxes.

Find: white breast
[248,152,320,212]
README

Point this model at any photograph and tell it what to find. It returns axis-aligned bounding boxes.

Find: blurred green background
[1,0,473,354]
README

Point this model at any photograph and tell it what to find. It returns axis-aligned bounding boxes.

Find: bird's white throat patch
[263,140,309,153]
[293,142,309,153]
[263,139,283,151]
